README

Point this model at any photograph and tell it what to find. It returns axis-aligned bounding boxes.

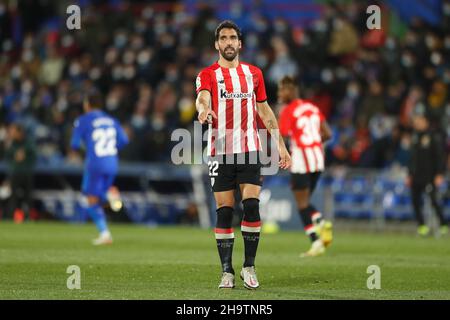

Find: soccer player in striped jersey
[195,20,291,289]
[278,76,333,257]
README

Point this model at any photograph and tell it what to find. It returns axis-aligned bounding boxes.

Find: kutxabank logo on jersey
[219,89,253,100]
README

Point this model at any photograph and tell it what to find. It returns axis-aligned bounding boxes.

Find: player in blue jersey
[71,89,129,245]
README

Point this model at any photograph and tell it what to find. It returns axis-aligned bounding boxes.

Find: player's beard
[220,46,239,62]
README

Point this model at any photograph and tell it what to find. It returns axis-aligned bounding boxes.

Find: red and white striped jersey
[279,99,326,174]
[196,62,267,156]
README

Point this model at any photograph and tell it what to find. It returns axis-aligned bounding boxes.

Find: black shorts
[208,151,263,192]
[291,172,322,192]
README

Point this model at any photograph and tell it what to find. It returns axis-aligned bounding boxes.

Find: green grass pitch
[1,221,450,300]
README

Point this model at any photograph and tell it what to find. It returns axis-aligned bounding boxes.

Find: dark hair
[279,75,296,87]
[215,20,242,41]
[85,89,103,109]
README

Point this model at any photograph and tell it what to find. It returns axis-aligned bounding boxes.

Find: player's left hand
[278,148,291,170]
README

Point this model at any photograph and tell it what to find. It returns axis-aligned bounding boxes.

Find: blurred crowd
[0,0,449,170]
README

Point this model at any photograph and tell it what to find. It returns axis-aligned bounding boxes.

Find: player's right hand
[198,108,217,124]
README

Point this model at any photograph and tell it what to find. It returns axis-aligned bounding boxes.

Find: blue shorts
[81,171,116,203]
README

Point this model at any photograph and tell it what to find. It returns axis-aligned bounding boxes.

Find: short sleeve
[279,106,292,137]
[318,108,326,122]
[115,120,129,150]
[70,118,83,150]
[196,70,212,94]
[255,68,267,103]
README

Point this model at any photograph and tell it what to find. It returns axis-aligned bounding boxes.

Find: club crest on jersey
[219,89,252,100]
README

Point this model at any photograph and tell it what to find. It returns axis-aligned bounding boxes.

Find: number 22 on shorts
[208,160,219,187]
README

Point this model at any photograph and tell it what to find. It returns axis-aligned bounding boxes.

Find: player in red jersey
[278,76,333,257]
[195,20,291,289]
